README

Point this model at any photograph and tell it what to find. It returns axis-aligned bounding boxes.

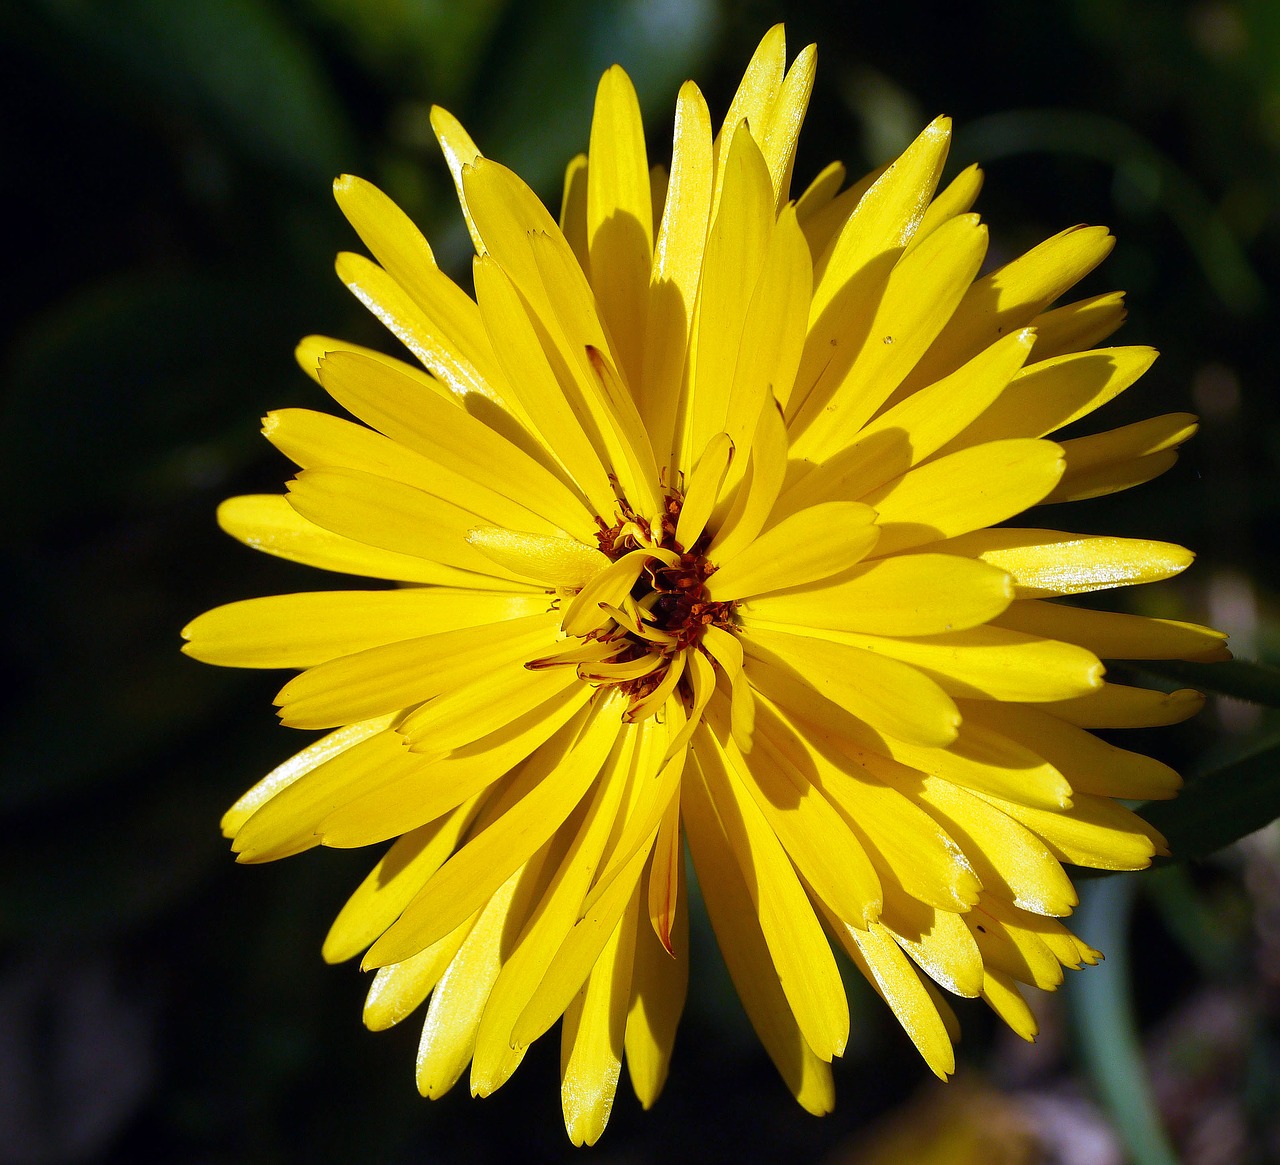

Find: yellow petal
[758,42,816,206]
[711,706,882,927]
[294,334,454,402]
[947,346,1157,448]
[994,599,1230,661]
[560,889,638,1147]
[273,611,559,730]
[790,212,988,461]
[880,890,985,998]
[981,967,1038,1041]
[559,152,590,272]
[740,553,1013,636]
[682,124,776,470]
[675,432,734,551]
[221,715,393,839]
[284,466,529,582]
[324,800,480,964]
[469,719,636,1095]
[231,725,422,862]
[958,699,1181,801]
[217,494,509,588]
[1047,413,1198,502]
[1039,683,1205,729]
[690,726,849,1060]
[908,162,983,251]
[742,626,960,747]
[316,685,594,848]
[863,439,1065,557]
[588,65,652,390]
[466,526,609,588]
[626,856,688,1108]
[334,249,510,410]
[316,350,597,540]
[834,918,955,1079]
[713,23,786,213]
[362,918,473,1031]
[364,701,622,966]
[471,256,618,517]
[1029,290,1128,360]
[936,527,1194,597]
[428,105,484,253]
[640,81,713,466]
[846,328,1036,475]
[982,790,1166,870]
[706,501,879,600]
[911,776,1077,917]
[182,588,549,670]
[681,747,837,1112]
[802,624,1104,703]
[706,397,789,563]
[807,116,951,327]
[902,224,1115,394]
[264,407,564,541]
[415,867,527,1098]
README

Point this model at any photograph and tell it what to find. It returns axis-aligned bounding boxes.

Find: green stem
[1067,875,1180,1165]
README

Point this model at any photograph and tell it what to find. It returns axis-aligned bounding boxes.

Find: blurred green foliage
[3,1,1280,1162]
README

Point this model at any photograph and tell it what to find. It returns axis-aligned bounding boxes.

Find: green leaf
[1136,658,1280,708]
[1140,736,1280,860]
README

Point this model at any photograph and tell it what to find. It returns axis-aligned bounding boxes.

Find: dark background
[2,1,1278,1162]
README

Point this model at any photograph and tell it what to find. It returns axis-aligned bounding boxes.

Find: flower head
[183,26,1227,1145]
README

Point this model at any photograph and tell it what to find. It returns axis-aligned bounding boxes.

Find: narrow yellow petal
[325,800,480,964]
[742,626,960,747]
[1039,684,1205,729]
[706,501,879,600]
[807,116,951,326]
[995,599,1230,661]
[221,715,393,839]
[362,918,473,1031]
[1047,413,1198,502]
[681,124,776,470]
[681,748,837,1112]
[626,856,688,1108]
[881,891,985,998]
[273,611,559,730]
[790,212,988,461]
[936,527,1194,597]
[365,701,621,966]
[713,24,786,214]
[466,526,609,588]
[982,790,1166,870]
[428,105,484,253]
[640,81,713,466]
[560,153,590,273]
[182,588,549,670]
[863,438,1065,557]
[902,224,1115,394]
[740,553,1013,637]
[588,65,653,390]
[316,350,597,540]
[217,494,510,588]
[835,919,955,1079]
[959,699,1181,801]
[947,346,1158,448]
[1030,290,1128,360]
[912,777,1077,917]
[758,43,817,206]
[981,967,1038,1041]
[907,162,984,251]
[706,397,789,563]
[415,868,527,1098]
[560,891,639,1147]
[675,433,734,550]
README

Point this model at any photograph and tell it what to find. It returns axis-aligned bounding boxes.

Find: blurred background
[3,0,1280,1161]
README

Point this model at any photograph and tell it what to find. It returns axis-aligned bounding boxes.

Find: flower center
[530,490,736,722]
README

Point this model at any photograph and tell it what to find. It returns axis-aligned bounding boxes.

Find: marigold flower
[183,25,1228,1145]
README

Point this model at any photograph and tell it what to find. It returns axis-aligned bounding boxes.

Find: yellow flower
[183,25,1227,1146]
